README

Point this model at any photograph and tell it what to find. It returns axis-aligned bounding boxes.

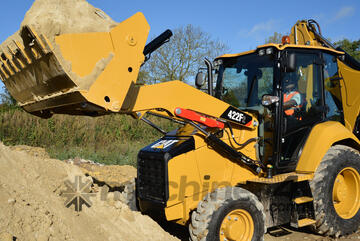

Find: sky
[0,0,359,93]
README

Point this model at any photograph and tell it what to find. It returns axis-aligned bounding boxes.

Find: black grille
[137,152,168,204]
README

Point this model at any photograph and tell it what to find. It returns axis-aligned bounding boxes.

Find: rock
[114,201,122,210]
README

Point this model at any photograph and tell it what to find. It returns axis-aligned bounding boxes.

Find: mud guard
[296,121,360,173]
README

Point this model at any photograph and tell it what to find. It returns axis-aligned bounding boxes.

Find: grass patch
[0,106,179,166]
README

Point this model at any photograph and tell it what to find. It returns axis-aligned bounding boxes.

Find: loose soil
[1,143,359,241]
[0,143,178,241]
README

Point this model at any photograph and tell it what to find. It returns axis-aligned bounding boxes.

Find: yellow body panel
[82,13,150,112]
[296,121,360,173]
[165,123,258,223]
[55,32,114,78]
[338,61,360,131]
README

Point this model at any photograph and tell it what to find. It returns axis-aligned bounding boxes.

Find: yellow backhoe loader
[1,10,360,241]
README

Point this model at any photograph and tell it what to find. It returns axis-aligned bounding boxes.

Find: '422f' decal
[227,110,245,122]
[220,106,252,126]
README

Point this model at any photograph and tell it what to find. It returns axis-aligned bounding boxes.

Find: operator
[283,74,302,116]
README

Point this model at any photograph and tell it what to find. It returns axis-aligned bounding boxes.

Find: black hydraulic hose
[187,121,263,174]
[306,20,360,71]
[307,20,336,49]
[226,122,258,148]
[308,19,322,35]
[206,133,263,174]
[147,111,187,125]
[336,47,360,71]
[141,116,167,135]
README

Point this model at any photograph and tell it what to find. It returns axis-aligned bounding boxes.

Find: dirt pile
[0,0,117,59]
[21,0,117,41]
[68,159,137,188]
[0,142,178,241]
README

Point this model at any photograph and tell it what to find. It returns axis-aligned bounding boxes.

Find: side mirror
[195,71,206,89]
[281,52,296,73]
[262,95,279,107]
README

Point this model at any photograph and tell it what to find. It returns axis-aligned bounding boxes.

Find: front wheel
[189,187,266,241]
[310,145,360,237]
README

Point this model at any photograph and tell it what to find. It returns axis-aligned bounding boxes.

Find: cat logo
[151,139,179,149]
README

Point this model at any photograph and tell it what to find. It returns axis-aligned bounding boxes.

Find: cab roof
[215,43,344,60]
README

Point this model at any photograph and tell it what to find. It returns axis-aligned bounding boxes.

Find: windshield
[215,54,274,108]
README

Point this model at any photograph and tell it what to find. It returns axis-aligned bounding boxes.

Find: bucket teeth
[7,45,25,69]
[0,61,9,79]
[14,40,32,65]
[20,26,50,58]
[0,54,14,76]
[0,49,20,73]
[0,26,52,82]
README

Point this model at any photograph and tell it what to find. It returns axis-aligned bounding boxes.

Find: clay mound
[0,143,178,241]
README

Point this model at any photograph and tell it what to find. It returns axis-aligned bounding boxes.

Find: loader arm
[121,80,254,127]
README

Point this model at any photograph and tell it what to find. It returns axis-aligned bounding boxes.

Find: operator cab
[211,45,344,173]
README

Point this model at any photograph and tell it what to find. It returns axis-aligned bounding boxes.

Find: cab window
[323,53,343,122]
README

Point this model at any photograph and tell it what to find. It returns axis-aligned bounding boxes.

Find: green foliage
[141,24,229,84]
[334,39,360,61]
[0,86,17,106]
[265,32,283,44]
[0,107,179,166]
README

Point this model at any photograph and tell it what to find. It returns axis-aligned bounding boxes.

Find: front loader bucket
[0,12,149,118]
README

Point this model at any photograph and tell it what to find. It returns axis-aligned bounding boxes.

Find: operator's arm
[283,99,298,110]
[283,92,301,110]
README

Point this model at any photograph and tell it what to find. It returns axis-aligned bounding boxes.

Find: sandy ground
[0,143,359,241]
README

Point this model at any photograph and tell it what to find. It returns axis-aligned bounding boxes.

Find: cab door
[276,51,326,173]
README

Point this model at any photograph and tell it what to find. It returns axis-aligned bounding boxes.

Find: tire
[189,187,266,241]
[310,145,360,237]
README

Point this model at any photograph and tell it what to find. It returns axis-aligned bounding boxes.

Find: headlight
[266,47,273,55]
[258,49,265,56]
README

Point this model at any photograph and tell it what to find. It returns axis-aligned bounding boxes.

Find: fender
[296,121,360,173]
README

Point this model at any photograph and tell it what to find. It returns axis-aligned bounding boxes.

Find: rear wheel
[189,187,265,241]
[310,145,360,237]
